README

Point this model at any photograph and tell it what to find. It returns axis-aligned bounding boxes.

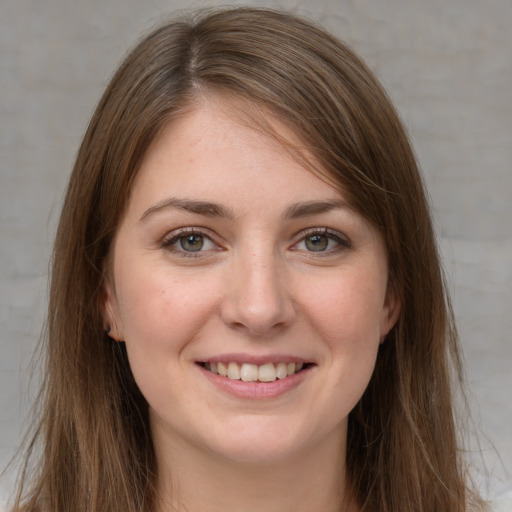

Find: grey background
[1,0,511,505]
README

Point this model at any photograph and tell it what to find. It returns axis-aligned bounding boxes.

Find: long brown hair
[12,7,483,512]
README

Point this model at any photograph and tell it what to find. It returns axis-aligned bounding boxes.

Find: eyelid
[159,226,351,258]
[161,227,224,257]
[290,227,352,253]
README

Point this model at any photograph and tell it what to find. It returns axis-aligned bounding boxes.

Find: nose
[219,250,296,337]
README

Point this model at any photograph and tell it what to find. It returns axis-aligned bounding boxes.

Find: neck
[154,426,356,512]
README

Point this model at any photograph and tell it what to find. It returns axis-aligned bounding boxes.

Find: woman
[11,7,489,512]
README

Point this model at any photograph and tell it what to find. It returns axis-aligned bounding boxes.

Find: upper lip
[197,353,311,366]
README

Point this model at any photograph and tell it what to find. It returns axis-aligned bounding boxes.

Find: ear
[100,279,125,342]
[379,283,401,341]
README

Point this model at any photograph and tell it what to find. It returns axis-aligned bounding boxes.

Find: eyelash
[291,228,351,255]
[160,227,351,258]
[161,228,222,258]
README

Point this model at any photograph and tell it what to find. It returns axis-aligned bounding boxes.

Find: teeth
[276,362,287,379]
[217,362,228,377]
[205,361,306,382]
[240,363,258,382]
[258,363,277,382]
[227,362,240,380]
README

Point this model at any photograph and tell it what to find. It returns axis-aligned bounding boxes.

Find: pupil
[180,234,203,252]
[306,234,328,251]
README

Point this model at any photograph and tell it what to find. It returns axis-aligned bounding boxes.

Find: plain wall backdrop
[1,0,511,503]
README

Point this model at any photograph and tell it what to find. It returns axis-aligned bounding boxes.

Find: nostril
[218,274,296,336]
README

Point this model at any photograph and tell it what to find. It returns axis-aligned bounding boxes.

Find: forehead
[127,98,347,216]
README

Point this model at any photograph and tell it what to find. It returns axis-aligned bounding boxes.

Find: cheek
[302,269,387,345]
[114,267,222,411]
[298,268,386,397]
[115,264,221,349]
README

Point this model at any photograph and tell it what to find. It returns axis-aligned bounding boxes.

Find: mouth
[197,361,314,383]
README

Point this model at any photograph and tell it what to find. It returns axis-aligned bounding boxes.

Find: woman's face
[105,98,399,466]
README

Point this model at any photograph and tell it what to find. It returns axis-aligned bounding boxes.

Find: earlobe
[380,285,401,341]
[100,281,124,342]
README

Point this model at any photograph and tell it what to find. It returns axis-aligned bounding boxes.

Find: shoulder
[489,489,512,512]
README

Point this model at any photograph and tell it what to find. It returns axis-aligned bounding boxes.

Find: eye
[292,229,350,254]
[304,234,330,251]
[162,229,219,256]
[179,233,208,252]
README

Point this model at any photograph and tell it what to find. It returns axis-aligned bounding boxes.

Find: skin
[104,97,400,512]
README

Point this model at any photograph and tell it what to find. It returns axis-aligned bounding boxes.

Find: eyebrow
[139,197,352,223]
[139,198,235,222]
[283,199,353,219]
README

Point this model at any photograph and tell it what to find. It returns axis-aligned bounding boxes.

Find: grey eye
[180,234,205,252]
[304,234,329,251]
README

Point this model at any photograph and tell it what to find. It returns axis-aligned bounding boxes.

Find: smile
[199,361,308,382]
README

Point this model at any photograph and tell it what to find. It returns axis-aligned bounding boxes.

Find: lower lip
[197,364,312,399]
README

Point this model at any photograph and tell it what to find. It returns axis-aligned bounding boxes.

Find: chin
[211,439,301,466]
[202,418,320,466]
